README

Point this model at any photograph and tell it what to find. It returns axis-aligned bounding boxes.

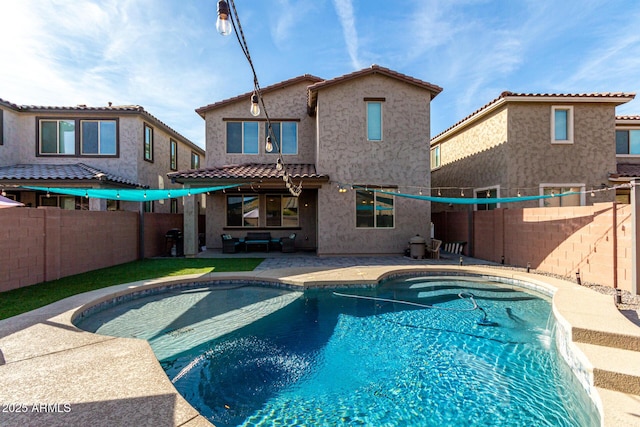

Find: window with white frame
[356,188,394,228]
[266,194,299,227]
[474,187,499,210]
[551,106,573,144]
[170,198,178,213]
[616,130,640,155]
[226,195,259,227]
[265,122,298,154]
[39,119,76,154]
[540,184,584,207]
[366,101,383,141]
[430,145,441,169]
[226,121,258,154]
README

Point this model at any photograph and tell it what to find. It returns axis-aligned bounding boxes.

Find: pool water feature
[76,276,600,426]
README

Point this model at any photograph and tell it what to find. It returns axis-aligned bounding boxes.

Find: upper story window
[356,188,394,228]
[0,108,4,145]
[191,151,200,169]
[616,129,640,155]
[170,139,178,170]
[40,119,76,154]
[81,120,116,155]
[366,100,383,141]
[227,121,258,154]
[144,124,154,162]
[265,122,298,154]
[430,145,441,169]
[551,106,573,144]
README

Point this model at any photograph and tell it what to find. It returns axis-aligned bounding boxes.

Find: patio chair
[280,233,297,253]
[221,234,243,253]
[426,239,442,260]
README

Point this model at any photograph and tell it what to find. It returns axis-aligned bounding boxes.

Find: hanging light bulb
[265,135,273,152]
[282,171,288,182]
[486,190,491,198]
[84,190,89,199]
[216,0,232,36]
[461,189,465,197]
[167,191,171,198]
[517,190,521,197]
[590,189,595,197]
[143,191,147,199]
[250,93,260,116]
[276,157,283,171]
[117,191,120,199]
[1,189,5,197]
[437,188,442,196]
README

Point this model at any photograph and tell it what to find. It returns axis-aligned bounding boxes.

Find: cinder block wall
[433,203,632,292]
[0,208,185,293]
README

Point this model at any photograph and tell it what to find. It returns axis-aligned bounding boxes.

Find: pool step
[576,342,640,395]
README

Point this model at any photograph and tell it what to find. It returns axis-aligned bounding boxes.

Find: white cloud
[332,0,362,70]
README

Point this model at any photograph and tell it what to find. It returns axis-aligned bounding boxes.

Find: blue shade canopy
[362,188,581,205]
[21,184,242,202]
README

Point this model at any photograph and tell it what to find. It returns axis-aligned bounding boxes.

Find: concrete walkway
[1,255,639,426]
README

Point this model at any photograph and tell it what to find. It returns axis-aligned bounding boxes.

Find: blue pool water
[76,276,600,426]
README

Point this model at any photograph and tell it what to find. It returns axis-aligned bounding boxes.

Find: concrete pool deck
[0,257,639,426]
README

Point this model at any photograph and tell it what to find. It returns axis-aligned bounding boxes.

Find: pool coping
[0,265,639,427]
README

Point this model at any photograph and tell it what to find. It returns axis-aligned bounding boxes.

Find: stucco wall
[432,101,618,212]
[315,74,433,255]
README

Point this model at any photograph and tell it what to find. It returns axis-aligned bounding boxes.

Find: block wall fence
[433,202,634,293]
[0,208,185,292]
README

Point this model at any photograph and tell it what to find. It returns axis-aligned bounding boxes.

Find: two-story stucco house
[170,65,442,256]
[0,98,205,213]
[429,92,636,212]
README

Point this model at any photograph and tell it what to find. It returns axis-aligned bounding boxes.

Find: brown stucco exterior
[431,94,634,212]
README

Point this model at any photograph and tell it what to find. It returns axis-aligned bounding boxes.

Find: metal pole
[613,201,621,303]
[139,202,145,260]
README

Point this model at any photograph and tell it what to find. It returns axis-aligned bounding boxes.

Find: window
[430,145,441,169]
[170,140,178,170]
[227,121,258,154]
[191,152,200,169]
[81,120,116,155]
[265,122,298,154]
[356,188,394,228]
[226,195,259,227]
[143,124,154,161]
[367,101,382,141]
[38,194,88,210]
[170,199,178,213]
[0,108,3,145]
[40,120,76,154]
[143,200,154,212]
[266,195,299,227]
[551,106,573,144]
[616,130,640,155]
[540,185,583,207]
[474,187,498,211]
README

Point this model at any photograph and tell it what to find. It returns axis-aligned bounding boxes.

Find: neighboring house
[0,98,205,213]
[613,115,640,203]
[170,65,442,255]
[429,91,636,212]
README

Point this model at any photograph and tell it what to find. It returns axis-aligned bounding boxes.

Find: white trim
[473,185,501,210]
[430,144,441,170]
[551,106,574,144]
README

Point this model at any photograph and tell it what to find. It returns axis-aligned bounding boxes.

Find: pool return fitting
[332,291,498,327]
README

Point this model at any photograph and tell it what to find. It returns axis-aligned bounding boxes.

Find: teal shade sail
[21,184,242,202]
[362,187,581,205]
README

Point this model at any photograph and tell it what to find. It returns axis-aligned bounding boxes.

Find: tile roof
[195,74,324,117]
[432,91,636,143]
[616,115,640,121]
[0,163,145,187]
[168,163,328,181]
[307,65,443,112]
[615,163,640,178]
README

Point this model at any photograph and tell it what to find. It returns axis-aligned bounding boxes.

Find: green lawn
[0,258,264,321]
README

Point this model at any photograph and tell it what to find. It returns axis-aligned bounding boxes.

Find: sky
[1,0,639,149]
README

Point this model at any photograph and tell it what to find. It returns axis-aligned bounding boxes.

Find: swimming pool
[76,275,600,426]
